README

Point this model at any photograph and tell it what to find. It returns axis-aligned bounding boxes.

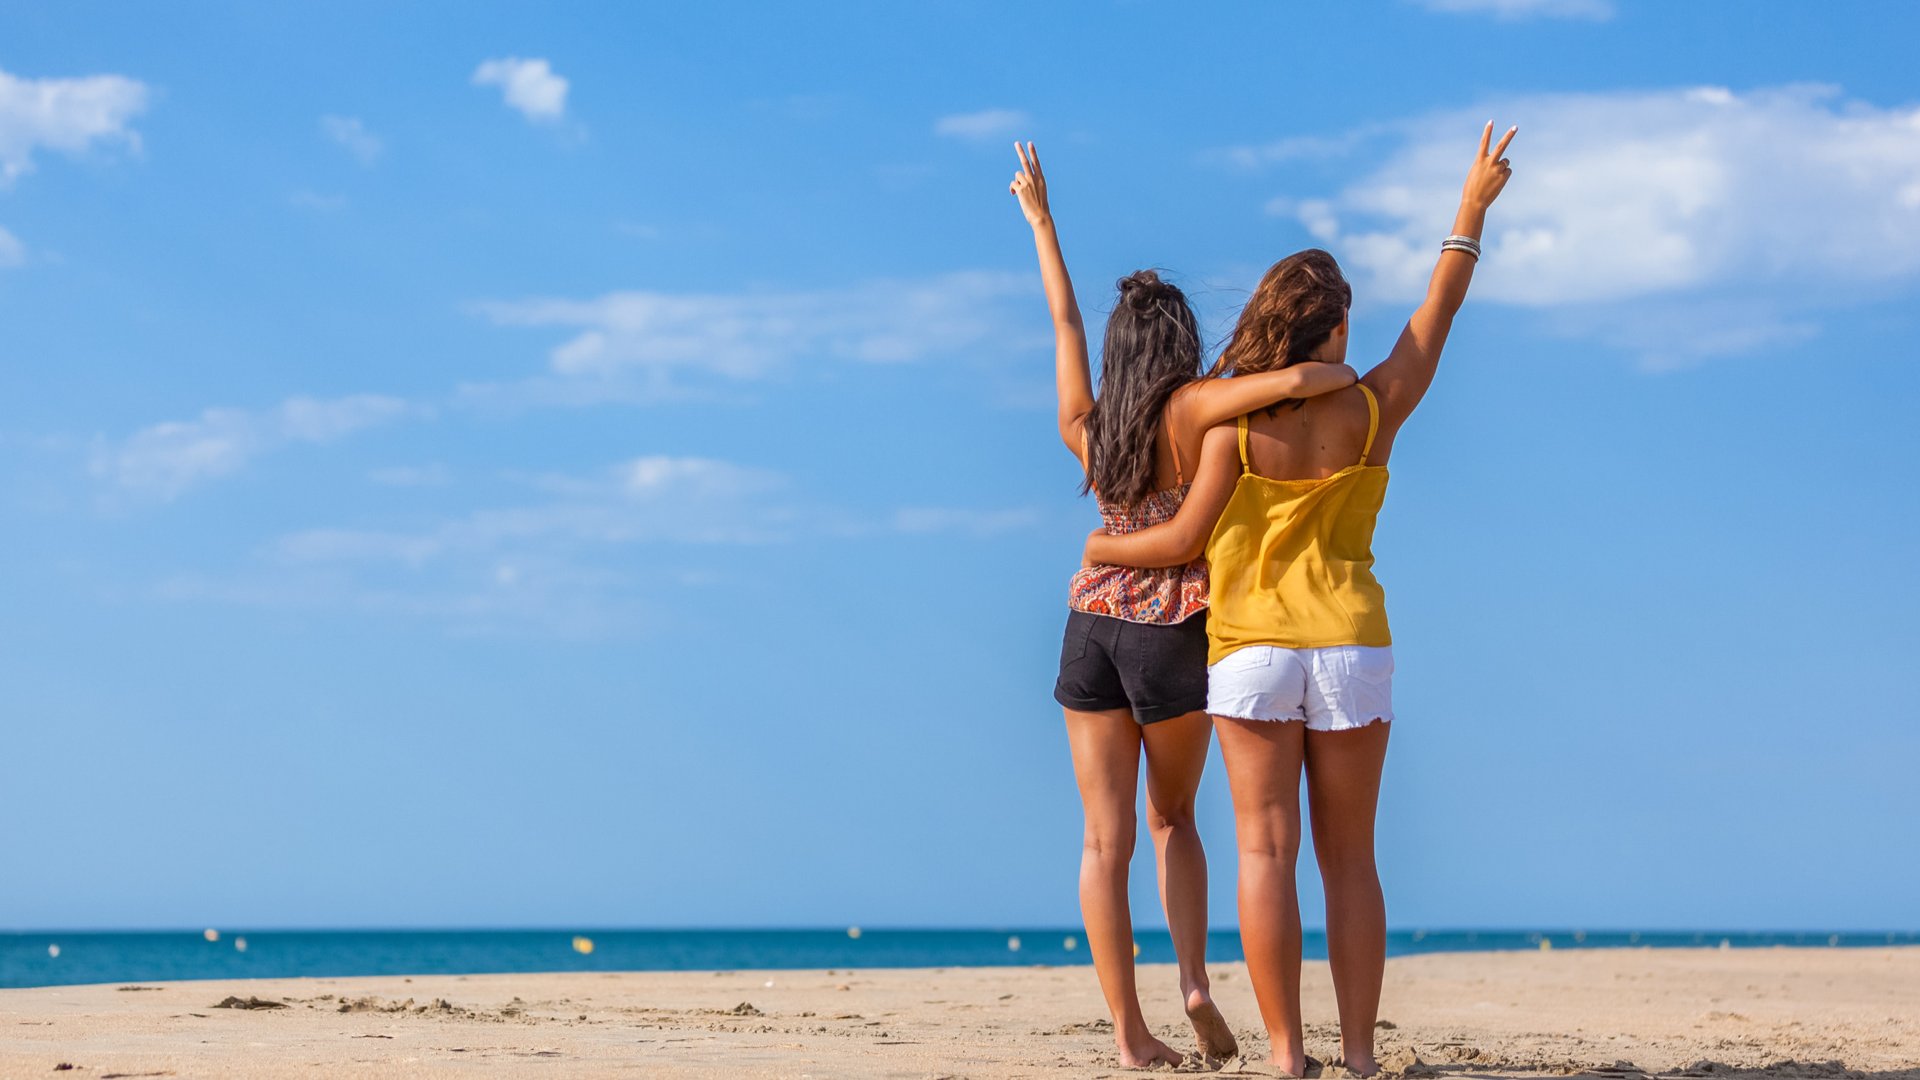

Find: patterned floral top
[1068,485,1209,625]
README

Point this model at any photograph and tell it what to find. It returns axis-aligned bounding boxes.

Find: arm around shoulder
[1177,361,1357,432]
[1084,423,1240,568]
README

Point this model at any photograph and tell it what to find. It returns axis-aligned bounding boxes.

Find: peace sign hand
[1463,121,1517,210]
[1009,141,1052,227]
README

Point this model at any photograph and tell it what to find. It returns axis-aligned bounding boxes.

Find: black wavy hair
[1081,270,1204,506]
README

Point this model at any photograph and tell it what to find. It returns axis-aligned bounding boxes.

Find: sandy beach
[3,947,1914,1078]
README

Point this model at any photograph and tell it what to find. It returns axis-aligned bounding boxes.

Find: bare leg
[1305,721,1391,1077]
[1141,710,1236,1060]
[1064,707,1183,1068]
[1214,715,1308,1075]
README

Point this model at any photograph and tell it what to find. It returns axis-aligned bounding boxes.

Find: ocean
[4,928,1914,990]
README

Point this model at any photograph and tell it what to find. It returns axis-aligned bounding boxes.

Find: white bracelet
[1441,234,1482,260]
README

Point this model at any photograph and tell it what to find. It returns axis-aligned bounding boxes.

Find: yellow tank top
[1203,384,1392,665]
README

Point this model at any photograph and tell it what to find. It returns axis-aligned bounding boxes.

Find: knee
[1083,814,1137,861]
[1241,835,1301,865]
[1146,799,1196,838]
[1315,837,1378,884]
[1237,815,1301,864]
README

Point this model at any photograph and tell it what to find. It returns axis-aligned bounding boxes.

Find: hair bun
[1118,270,1167,311]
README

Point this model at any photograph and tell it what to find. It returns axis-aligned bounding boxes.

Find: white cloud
[935,108,1030,141]
[1411,0,1613,19]
[275,528,444,565]
[270,454,1036,571]
[92,394,411,501]
[472,57,569,123]
[278,395,406,440]
[0,66,149,184]
[506,455,782,506]
[280,456,787,566]
[321,114,382,164]
[159,448,1042,634]
[153,562,644,640]
[1284,85,1920,361]
[0,224,22,267]
[162,455,734,632]
[472,271,1039,391]
[619,455,776,498]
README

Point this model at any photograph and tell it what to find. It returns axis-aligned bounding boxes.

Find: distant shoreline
[4,948,1915,1078]
[7,927,1916,992]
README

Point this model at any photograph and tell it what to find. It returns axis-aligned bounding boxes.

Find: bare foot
[1336,1051,1379,1078]
[1184,988,1238,1060]
[1267,1048,1316,1077]
[1115,1029,1184,1068]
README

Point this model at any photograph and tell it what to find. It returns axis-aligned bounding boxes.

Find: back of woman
[1207,382,1392,662]
[1083,120,1519,1077]
[1241,386,1376,481]
[1066,272,1213,627]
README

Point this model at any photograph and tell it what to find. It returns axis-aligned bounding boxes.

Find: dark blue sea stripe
[4,929,1916,990]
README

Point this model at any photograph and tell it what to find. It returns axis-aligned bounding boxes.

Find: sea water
[4,928,1913,990]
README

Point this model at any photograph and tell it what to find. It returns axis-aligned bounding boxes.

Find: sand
[3,947,1915,1078]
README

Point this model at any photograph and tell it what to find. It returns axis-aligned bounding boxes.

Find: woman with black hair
[1010,142,1357,1067]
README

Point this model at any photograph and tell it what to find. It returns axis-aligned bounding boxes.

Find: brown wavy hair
[1211,249,1351,380]
[1081,270,1203,507]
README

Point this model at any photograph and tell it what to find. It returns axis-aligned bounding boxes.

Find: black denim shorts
[1052,609,1209,725]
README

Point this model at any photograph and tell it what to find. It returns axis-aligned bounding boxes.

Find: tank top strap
[1167,418,1187,487]
[1357,384,1380,467]
[1236,414,1251,474]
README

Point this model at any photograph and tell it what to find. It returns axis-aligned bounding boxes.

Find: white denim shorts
[1207,644,1394,731]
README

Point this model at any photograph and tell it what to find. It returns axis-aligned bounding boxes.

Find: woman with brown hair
[1084,122,1518,1076]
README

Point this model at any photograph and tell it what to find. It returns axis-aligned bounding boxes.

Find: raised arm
[1361,121,1516,440]
[1173,360,1357,432]
[1010,142,1092,462]
[1083,423,1240,568]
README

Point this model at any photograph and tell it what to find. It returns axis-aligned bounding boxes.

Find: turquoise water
[4,929,1913,990]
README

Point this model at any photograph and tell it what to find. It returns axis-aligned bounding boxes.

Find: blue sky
[3,0,1917,933]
